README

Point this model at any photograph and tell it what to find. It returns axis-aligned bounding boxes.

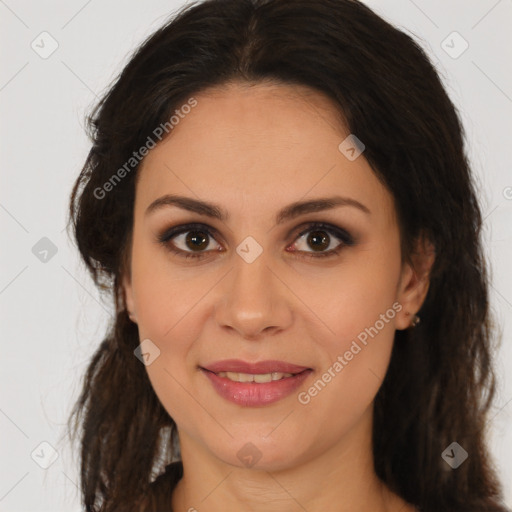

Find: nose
[214,253,293,341]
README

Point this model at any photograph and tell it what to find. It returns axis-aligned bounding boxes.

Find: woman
[66,0,510,510]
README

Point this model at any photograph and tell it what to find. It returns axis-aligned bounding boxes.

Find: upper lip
[201,359,312,375]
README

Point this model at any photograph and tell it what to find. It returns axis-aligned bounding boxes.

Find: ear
[122,272,137,324]
[395,233,436,330]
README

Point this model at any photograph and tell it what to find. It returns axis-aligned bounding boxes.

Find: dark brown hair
[65,0,509,510]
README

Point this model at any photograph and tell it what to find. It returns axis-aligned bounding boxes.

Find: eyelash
[157,222,355,261]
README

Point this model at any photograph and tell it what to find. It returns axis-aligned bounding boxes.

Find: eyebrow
[145,194,371,224]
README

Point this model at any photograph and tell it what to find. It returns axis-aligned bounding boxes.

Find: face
[123,82,430,471]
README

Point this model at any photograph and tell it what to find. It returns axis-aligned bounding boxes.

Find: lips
[200,362,313,407]
[201,359,311,375]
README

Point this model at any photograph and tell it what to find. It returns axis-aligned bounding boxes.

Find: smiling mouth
[198,359,313,406]
[200,366,313,406]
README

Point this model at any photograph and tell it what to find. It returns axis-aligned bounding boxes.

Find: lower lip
[201,368,312,407]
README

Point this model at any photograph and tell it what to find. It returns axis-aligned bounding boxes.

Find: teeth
[216,371,294,382]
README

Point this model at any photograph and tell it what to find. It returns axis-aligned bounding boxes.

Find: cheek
[131,261,206,425]
[134,278,205,382]
[298,245,401,349]
[129,244,212,374]
[130,240,207,341]
[298,312,396,438]
[299,245,400,404]
[332,239,401,330]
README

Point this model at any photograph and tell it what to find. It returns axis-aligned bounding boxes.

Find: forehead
[135,82,396,227]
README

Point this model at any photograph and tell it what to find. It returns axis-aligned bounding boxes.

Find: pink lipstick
[200,359,313,407]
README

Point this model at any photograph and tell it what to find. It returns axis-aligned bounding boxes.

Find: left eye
[290,226,350,258]
[157,222,355,260]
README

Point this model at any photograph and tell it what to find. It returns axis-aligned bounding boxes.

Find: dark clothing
[141,460,183,511]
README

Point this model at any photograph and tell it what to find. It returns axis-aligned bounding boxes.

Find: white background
[1,0,511,510]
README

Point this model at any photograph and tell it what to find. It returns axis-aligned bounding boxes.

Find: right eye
[157,223,223,259]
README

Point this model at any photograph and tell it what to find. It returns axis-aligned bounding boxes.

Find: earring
[405,311,420,328]
[410,314,420,327]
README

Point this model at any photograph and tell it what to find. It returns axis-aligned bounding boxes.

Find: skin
[123,81,434,512]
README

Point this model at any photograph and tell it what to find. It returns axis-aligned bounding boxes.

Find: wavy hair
[65,0,509,510]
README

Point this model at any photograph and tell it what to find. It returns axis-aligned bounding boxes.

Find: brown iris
[307,230,330,252]
[185,230,209,251]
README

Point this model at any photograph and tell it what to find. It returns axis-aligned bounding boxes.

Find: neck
[169,406,409,512]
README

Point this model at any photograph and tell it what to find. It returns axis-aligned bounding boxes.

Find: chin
[209,435,307,472]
